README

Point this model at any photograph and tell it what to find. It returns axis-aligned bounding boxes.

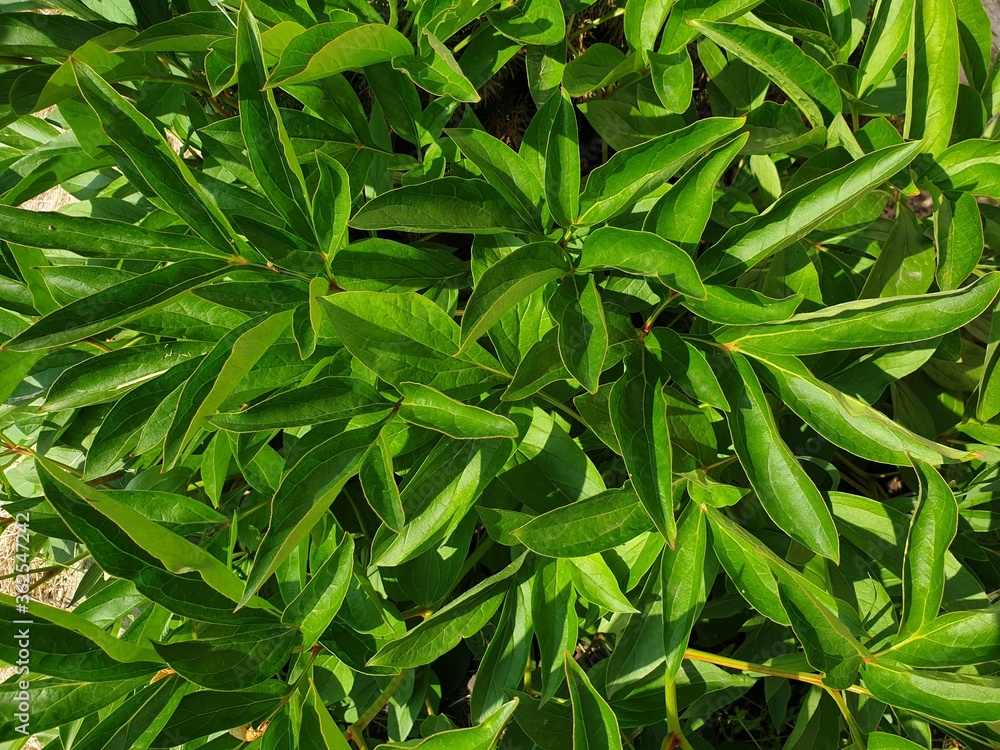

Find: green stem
[569,7,625,39]
[683,649,871,697]
[663,679,693,750]
[346,669,411,747]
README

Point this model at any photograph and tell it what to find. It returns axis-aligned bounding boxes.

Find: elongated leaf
[609,351,675,543]
[697,142,922,283]
[470,577,532,721]
[532,557,578,704]
[935,192,983,292]
[904,0,960,156]
[716,272,1000,355]
[323,291,507,398]
[514,485,652,557]
[565,654,623,750]
[717,352,840,561]
[446,127,545,229]
[268,24,412,87]
[240,422,383,607]
[71,61,247,257]
[898,458,959,639]
[578,227,706,299]
[162,310,292,467]
[861,659,1000,724]
[237,5,312,236]
[3,259,231,352]
[398,381,518,438]
[749,352,973,465]
[209,376,392,431]
[579,117,744,225]
[545,87,580,228]
[460,241,569,349]
[884,606,1000,667]
[351,178,533,234]
[375,700,518,750]
[369,556,524,668]
[282,533,354,648]
[693,21,841,127]
[547,273,608,393]
[662,502,709,683]
[775,568,872,689]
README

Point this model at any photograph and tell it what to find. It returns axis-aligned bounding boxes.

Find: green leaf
[644,329,728,410]
[446,127,545,229]
[544,87,580,228]
[43,341,208,411]
[237,5,312,238]
[898,457,959,639]
[578,227,707,299]
[154,626,298,690]
[209,376,392,432]
[546,273,608,393]
[861,659,1000,724]
[322,291,507,398]
[470,577,532,721]
[488,0,565,46]
[716,352,840,561]
[514,485,653,557]
[330,239,465,292]
[715,272,1000,355]
[692,21,841,128]
[162,310,292,468]
[375,700,518,750]
[568,553,638,614]
[282,532,354,648]
[71,676,193,750]
[71,60,247,258]
[359,432,405,532]
[775,569,872,689]
[532,557,579,703]
[748,352,973,465]
[460,241,569,350]
[643,134,747,253]
[398,381,519,438]
[369,556,524,668]
[935,192,983,291]
[883,605,1000,667]
[680,284,801,325]
[565,654,623,750]
[662,502,710,684]
[858,0,914,96]
[240,422,383,607]
[351,178,533,234]
[697,142,923,283]
[373,434,515,566]
[267,23,413,87]
[922,138,1000,199]
[578,117,745,225]
[609,351,675,543]
[0,205,225,261]
[3,259,231,352]
[905,0,960,156]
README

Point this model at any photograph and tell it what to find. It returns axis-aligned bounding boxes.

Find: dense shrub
[1,0,1000,747]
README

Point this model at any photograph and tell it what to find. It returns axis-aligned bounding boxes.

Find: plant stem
[345,669,410,747]
[663,679,693,750]
[682,649,871,697]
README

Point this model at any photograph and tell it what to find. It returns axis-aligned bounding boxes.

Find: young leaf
[544,88,580,228]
